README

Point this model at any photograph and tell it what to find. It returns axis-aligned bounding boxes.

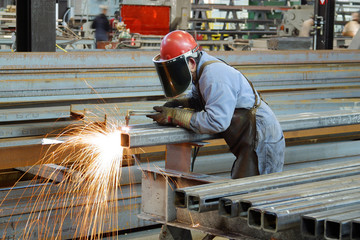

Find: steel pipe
[324,211,360,240]
[249,189,360,233]
[219,175,360,218]
[351,218,360,240]
[301,205,360,239]
[188,166,360,213]
[175,160,360,212]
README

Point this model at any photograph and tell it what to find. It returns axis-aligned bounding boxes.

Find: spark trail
[1,118,128,240]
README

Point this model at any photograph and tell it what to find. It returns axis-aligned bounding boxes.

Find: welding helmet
[153,30,200,98]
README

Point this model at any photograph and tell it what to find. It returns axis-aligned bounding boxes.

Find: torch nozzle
[125,110,157,126]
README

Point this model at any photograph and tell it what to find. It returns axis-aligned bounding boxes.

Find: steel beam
[120,124,219,148]
[278,109,360,131]
[121,109,360,148]
[0,106,70,122]
[1,50,359,70]
[0,51,359,107]
[0,120,79,139]
[75,99,360,124]
[262,89,360,102]
[0,65,359,96]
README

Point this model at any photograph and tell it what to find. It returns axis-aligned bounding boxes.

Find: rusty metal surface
[1,50,359,70]
[0,51,359,110]
[120,109,360,148]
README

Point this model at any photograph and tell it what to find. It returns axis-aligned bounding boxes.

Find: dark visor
[153,54,192,98]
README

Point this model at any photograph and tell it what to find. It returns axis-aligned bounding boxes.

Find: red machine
[121,5,171,35]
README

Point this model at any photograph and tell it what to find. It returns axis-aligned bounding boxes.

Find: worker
[109,11,121,31]
[342,12,360,37]
[91,5,110,46]
[299,17,314,37]
[147,30,285,179]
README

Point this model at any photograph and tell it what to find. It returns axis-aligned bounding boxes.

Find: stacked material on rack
[0,50,359,238]
[169,160,360,239]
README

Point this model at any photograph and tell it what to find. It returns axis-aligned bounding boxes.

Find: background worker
[147,30,285,179]
[91,5,110,46]
[299,17,314,37]
[342,12,360,37]
[109,11,121,31]
[109,11,121,40]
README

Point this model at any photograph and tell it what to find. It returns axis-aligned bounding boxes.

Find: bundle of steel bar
[247,188,360,233]
[352,218,360,240]
[174,160,360,212]
[302,205,360,239]
[219,175,360,218]
[0,50,359,107]
[168,160,360,237]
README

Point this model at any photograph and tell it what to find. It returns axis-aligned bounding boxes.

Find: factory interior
[1,0,360,239]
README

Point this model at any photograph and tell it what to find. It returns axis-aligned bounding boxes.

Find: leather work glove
[164,97,204,111]
[147,106,194,129]
[163,98,190,108]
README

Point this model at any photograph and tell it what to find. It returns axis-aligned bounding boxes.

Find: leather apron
[197,60,260,179]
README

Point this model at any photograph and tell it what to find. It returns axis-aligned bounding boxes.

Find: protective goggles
[153,50,199,98]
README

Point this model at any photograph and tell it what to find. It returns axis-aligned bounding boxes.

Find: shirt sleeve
[190,81,237,134]
[185,84,199,99]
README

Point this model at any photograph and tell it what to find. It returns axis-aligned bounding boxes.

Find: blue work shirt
[188,51,285,174]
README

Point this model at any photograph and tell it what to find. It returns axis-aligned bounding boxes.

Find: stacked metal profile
[302,204,360,239]
[174,160,360,239]
[0,50,359,238]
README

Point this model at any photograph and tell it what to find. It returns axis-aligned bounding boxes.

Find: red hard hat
[160,30,198,60]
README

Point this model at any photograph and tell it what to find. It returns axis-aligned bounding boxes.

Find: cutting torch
[125,110,157,126]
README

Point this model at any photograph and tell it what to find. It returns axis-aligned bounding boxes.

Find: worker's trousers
[222,108,259,179]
